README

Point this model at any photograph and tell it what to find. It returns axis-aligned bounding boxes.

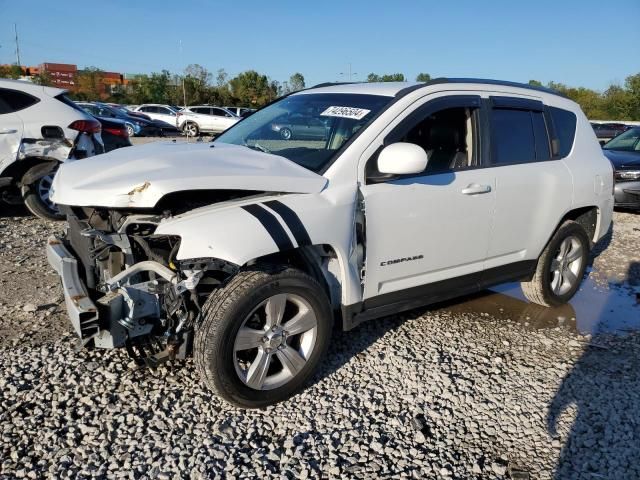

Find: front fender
[155,201,297,265]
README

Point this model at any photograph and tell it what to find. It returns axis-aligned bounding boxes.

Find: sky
[0,0,638,91]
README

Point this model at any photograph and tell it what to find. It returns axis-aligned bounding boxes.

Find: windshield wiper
[243,141,270,154]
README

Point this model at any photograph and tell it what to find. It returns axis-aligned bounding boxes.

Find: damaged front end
[47,206,237,367]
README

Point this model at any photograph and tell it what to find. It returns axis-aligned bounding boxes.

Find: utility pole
[14,23,21,66]
[339,63,357,82]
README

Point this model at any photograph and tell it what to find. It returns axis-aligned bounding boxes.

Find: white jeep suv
[0,79,103,219]
[47,79,613,408]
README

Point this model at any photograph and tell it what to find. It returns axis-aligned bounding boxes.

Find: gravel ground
[0,206,639,479]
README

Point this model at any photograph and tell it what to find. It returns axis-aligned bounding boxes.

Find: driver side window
[367,97,481,181]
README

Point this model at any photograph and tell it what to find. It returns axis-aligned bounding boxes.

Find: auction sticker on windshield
[320,106,371,120]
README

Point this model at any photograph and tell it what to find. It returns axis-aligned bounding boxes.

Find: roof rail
[310,81,359,89]
[423,77,567,98]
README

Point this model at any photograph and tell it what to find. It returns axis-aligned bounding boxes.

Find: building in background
[0,62,129,98]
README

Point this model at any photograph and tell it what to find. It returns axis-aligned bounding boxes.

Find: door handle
[461,184,492,195]
[0,129,18,134]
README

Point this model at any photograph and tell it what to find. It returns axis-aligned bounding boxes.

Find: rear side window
[0,88,40,113]
[491,109,536,164]
[548,107,577,157]
[491,108,551,165]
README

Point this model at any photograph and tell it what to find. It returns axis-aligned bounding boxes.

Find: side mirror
[378,143,429,175]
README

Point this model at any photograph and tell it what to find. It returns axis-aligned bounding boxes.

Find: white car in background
[225,106,255,117]
[133,104,181,128]
[177,106,240,136]
[0,79,103,219]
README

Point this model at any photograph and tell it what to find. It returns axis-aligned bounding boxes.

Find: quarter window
[548,107,577,158]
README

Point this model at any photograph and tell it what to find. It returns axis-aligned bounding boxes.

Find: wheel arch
[555,205,599,246]
[0,156,61,187]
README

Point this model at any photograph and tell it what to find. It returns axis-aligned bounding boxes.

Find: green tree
[528,79,543,87]
[183,64,211,105]
[76,67,104,100]
[0,64,23,79]
[31,71,53,86]
[229,70,278,106]
[602,85,633,120]
[624,73,640,120]
[416,72,431,82]
[367,73,405,82]
[289,72,305,92]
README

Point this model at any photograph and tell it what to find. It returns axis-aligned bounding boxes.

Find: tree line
[1,63,639,120]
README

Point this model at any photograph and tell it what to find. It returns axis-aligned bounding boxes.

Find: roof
[0,78,65,97]
[300,77,566,99]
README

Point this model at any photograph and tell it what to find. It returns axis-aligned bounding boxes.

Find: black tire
[521,221,590,307]
[183,122,199,137]
[195,265,333,408]
[20,165,64,221]
[280,127,292,140]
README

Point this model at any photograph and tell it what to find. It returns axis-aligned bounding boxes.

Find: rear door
[483,96,572,270]
[0,89,26,176]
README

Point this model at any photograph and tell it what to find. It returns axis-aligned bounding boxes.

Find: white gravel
[1,208,639,479]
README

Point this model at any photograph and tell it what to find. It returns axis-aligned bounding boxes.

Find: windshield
[214,93,392,172]
[603,127,640,152]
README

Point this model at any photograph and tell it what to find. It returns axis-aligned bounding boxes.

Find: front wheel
[195,266,333,408]
[521,221,590,307]
[21,165,64,220]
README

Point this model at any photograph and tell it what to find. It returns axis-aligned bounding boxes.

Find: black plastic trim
[241,204,294,251]
[490,96,544,111]
[425,78,568,99]
[263,200,312,247]
[342,260,537,330]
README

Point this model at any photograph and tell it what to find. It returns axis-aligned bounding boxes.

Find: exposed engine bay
[59,204,241,367]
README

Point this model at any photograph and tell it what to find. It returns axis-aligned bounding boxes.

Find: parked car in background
[0,79,103,219]
[96,116,132,152]
[77,102,178,137]
[602,126,640,209]
[592,122,631,142]
[133,104,181,127]
[47,79,613,408]
[177,106,240,136]
[225,106,255,117]
[106,103,151,120]
[270,112,329,140]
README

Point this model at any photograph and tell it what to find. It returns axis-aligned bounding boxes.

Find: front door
[360,95,495,301]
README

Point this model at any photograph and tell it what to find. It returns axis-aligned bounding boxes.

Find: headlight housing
[615,170,640,182]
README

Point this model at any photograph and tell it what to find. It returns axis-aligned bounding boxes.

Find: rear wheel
[125,123,135,137]
[521,221,590,307]
[183,122,199,137]
[21,166,63,220]
[195,266,333,408]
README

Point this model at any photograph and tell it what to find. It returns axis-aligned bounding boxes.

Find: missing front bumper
[46,236,100,341]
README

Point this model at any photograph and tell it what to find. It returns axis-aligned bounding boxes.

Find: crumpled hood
[603,149,640,169]
[51,141,327,208]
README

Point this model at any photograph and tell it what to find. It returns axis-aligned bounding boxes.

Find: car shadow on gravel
[547,261,640,479]
[0,203,30,218]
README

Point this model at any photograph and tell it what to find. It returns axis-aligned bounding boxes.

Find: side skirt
[341,260,537,331]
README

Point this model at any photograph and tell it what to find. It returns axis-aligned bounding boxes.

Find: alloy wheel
[233,293,318,390]
[549,235,584,295]
[37,173,60,216]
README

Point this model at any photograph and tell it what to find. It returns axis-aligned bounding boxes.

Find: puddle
[434,274,640,335]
